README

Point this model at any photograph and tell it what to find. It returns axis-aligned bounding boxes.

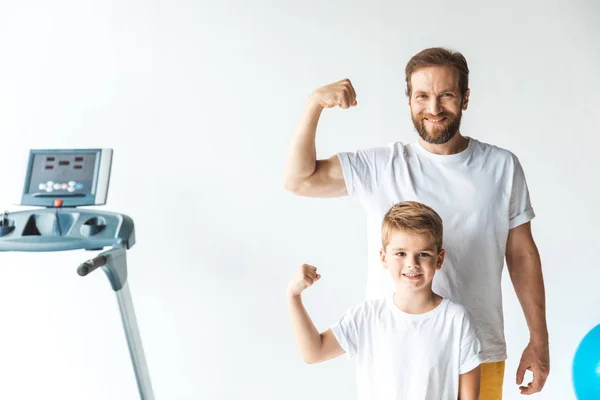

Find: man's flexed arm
[283,79,357,198]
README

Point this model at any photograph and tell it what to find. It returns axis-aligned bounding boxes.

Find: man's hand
[309,79,357,110]
[287,264,321,297]
[516,340,550,395]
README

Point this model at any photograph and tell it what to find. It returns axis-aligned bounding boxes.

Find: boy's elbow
[300,347,325,364]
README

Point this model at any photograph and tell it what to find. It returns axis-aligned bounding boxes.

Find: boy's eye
[419,253,430,257]
[396,252,406,257]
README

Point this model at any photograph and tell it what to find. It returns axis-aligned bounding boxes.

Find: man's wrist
[530,331,549,346]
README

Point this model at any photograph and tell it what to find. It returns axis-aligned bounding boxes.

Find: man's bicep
[508,155,535,226]
[317,328,346,362]
[506,221,538,261]
[296,155,348,198]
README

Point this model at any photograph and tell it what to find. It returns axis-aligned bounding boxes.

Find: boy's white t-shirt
[331,296,484,400]
[337,137,535,362]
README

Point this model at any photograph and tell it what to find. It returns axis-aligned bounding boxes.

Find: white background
[0,0,598,399]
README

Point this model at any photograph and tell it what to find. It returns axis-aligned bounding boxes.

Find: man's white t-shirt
[337,137,535,362]
[331,296,484,400]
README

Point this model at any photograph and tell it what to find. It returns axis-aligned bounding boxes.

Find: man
[283,47,549,399]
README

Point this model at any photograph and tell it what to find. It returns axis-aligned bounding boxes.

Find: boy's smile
[380,230,445,291]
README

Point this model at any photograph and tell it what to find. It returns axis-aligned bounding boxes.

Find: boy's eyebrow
[391,247,435,252]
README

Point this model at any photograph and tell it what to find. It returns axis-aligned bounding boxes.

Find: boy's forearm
[283,101,323,186]
[287,293,323,363]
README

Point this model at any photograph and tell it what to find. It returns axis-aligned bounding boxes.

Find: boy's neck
[393,287,443,314]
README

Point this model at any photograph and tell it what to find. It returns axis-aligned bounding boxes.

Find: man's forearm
[287,293,323,363]
[507,247,548,343]
[283,100,323,187]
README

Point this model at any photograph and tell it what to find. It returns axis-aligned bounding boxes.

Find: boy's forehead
[387,230,436,249]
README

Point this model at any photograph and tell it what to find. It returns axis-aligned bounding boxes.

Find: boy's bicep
[317,328,346,362]
[458,365,481,400]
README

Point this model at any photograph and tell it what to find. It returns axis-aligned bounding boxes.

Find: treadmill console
[21,148,112,207]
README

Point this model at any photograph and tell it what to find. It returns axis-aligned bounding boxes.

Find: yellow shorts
[480,361,506,400]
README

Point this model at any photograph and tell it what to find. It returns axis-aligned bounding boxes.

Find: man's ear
[461,89,470,110]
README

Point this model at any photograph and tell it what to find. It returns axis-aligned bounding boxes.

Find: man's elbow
[283,179,300,194]
[283,177,310,196]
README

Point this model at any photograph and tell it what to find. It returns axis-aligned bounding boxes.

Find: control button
[54,199,63,207]
[39,183,46,190]
[47,180,54,187]
[46,187,53,192]
[68,181,76,187]
[67,187,75,192]
[61,183,68,190]
[75,183,83,190]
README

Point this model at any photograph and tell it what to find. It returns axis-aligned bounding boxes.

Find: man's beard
[411,109,462,145]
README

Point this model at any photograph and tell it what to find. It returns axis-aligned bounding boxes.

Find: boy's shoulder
[440,298,477,327]
[444,297,470,316]
[443,298,469,314]
[342,297,475,326]
[342,297,389,321]
[351,296,388,313]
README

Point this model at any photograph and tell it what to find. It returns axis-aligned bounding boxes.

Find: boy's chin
[393,277,433,288]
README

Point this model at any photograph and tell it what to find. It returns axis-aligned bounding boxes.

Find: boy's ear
[380,248,387,269]
[436,249,446,270]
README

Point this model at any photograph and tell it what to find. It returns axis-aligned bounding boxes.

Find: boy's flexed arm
[287,264,345,364]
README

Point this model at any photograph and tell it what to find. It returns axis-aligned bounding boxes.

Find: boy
[287,201,484,399]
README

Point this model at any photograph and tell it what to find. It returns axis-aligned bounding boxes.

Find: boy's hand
[287,264,321,297]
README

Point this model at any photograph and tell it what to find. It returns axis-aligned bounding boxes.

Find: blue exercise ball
[573,324,600,399]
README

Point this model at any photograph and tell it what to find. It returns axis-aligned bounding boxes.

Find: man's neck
[418,132,469,155]
[393,287,442,315]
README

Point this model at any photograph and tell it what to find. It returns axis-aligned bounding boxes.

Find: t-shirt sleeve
[330,303,364,359]
[459,310,485,374]
[509,155,535,229]
[337,144,396,198]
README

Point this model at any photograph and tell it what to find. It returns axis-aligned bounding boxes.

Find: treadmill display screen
[27,153,97,196]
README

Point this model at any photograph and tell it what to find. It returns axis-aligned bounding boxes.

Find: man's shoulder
[471,137,520,162]
[338,140,408,159]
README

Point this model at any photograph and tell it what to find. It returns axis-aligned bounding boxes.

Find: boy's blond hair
[381,201,443,251]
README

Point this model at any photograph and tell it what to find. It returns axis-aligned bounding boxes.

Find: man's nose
[428,98,443,115]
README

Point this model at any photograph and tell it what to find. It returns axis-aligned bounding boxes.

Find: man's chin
[418,131,455,145]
